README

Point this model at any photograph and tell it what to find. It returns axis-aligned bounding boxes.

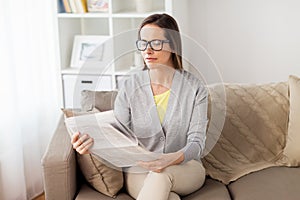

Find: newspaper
[64,110,160,167]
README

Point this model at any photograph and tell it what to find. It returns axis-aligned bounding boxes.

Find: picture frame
[70,35,113,69]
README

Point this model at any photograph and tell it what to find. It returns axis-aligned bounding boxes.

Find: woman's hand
[137,151,184,173]
[71,132,94,154]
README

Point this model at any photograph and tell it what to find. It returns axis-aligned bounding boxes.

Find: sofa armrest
[41,115,77,200]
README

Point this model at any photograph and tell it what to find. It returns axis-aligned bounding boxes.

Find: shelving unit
[55,0,179,108]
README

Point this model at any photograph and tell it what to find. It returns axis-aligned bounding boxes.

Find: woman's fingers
[72,133,88,148]
[76,137,94,154]
[71,132,80,144]
[137,160,164,172]
[71,133,93,154]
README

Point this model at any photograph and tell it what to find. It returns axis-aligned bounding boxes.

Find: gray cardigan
[114,69,208,163]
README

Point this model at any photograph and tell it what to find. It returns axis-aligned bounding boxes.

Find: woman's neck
[149,65,175,89]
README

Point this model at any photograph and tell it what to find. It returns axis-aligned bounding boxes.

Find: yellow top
[153,90,171,123]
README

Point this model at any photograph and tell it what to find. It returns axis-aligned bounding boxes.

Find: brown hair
[138,13,183,71]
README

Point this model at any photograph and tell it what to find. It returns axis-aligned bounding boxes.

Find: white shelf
[57,13,110,18]
[61,67,142,76]
[61,68,114,75]
[112,10,165,18]
[57,11,166,19]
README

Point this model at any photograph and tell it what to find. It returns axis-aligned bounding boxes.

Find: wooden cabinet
[62,74,112,108]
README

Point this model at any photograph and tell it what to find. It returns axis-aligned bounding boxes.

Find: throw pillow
[81,90,118,112]
[77,154,124,198]
[282,75,300,166]
[61,108,124,198]
[202,81,289,184]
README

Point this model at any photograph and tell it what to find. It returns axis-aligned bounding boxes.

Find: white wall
[180,0,300,84]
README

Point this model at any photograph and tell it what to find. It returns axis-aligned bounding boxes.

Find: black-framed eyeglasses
[136,39,170,51]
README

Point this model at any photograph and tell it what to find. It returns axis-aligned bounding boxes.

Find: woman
[72,13,208,200]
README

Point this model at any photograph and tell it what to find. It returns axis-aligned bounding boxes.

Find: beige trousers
[125,160,205,200]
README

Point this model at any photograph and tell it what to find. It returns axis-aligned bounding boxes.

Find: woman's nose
[145,45,153,54]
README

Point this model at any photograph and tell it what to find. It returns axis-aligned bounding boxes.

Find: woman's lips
[145,57,157,62]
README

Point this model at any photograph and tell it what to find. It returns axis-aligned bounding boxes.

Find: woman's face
[139,24,173,69]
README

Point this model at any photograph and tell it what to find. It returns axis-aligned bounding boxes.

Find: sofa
[42,75,300,200]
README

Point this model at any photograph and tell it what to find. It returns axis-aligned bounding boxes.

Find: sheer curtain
[0,1,62,199]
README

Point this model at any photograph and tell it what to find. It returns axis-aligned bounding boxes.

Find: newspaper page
[64,110,160,167]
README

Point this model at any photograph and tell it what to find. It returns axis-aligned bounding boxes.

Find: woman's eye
[152,41,161,46]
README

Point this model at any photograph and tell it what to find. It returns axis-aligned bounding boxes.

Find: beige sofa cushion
[282,75,300,166]
[228,166,300,200]
[76,184,134,200]
[203,82,289,184]
[61,108,124,198]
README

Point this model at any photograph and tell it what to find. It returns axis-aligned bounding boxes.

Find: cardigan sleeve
[180,85,208,163]
[113,86,131,130]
